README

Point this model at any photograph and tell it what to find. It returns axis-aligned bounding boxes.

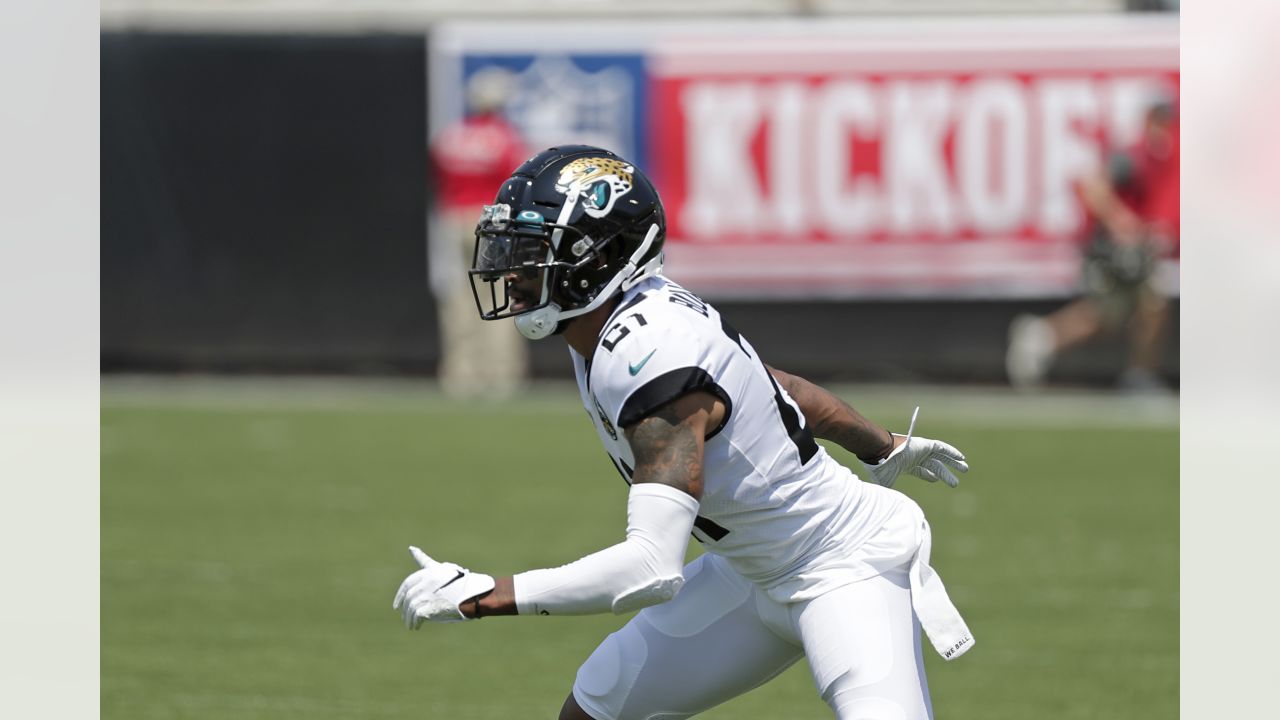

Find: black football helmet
[469,145,666,339]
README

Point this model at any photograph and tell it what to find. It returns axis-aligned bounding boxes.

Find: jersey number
[601,313,647,353]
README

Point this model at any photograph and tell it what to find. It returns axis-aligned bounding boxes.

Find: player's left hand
[869,407,969,489]
[392,546,495,628]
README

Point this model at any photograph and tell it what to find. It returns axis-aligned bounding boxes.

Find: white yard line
[822,383,1178,430]
[100,374,583,416]
[101,374,1177,429]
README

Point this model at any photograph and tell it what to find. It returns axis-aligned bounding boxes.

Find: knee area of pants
[573,631,648,719]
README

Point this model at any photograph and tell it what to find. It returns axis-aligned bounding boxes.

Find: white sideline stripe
[822,383,1178,430]
[100,375,584,416]
[101,375,1177,429]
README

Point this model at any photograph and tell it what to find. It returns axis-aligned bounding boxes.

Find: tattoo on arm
[465,394,714,619]
[624,398,707,500]
[768,366,894,464]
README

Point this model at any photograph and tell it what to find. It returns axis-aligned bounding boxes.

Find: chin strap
[623,252,665,291]
[514,223,661,341]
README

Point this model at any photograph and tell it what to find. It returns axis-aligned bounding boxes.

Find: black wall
[102,32,433,373]
[101,32,1177,385]
[671,299,1178,387]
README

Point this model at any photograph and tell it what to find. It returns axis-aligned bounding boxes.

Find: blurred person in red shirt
[1007,100,1179,392]
[430,67,530,398]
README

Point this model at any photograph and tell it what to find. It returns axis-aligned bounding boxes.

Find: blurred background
[101,0,1179,389]
[100,1,1180,719]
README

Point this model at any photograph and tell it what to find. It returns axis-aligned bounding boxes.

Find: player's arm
[768,365,897,464]
[394,392,720,627]
[768,366,969,489]
[623,389,722,499]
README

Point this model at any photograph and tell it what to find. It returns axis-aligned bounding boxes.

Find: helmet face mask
[468,205,606,322]
[468,146,666,339]
[470,207,561,321]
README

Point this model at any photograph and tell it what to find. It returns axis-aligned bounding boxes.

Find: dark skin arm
[621,390,721,500]
[462,391,722,618]
[767,366,900,464]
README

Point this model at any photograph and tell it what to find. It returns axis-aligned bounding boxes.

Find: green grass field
[102,379,1177,719]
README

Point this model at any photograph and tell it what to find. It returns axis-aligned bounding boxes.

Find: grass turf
[102,383,1177,719]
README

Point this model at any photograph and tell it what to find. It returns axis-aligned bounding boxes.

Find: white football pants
[571,552,933,720]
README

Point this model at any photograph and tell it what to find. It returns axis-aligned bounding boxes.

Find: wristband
[858,429,895,464]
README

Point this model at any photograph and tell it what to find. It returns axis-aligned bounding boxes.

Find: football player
[394,146,974,720]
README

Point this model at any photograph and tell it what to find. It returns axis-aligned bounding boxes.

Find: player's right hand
[392,546,495,628]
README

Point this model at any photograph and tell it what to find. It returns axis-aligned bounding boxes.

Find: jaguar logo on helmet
[554,157,634,218]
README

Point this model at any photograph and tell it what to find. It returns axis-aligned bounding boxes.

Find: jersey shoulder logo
[592,392,617,440]
[628,349,657,376]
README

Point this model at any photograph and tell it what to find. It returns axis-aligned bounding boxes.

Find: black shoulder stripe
[618,367,733,437]
[719,315,751,358]
[764,370,819,464]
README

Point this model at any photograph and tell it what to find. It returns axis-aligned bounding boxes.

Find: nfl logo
[478,55,639,163]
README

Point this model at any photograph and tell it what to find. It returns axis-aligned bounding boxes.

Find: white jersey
[572,276,906,602]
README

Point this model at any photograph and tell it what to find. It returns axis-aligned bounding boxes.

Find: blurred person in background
[1007,100,1179,393]
[396,146,974,720]
[430,67,530,399]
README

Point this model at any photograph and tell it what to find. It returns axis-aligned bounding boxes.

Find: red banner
[649,19,1179,297]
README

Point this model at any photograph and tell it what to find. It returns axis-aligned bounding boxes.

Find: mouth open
[471,248,554,321]
[506,274,542,314]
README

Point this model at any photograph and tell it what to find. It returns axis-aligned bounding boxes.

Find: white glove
[869,407,969,489]
[392,546,495,629]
